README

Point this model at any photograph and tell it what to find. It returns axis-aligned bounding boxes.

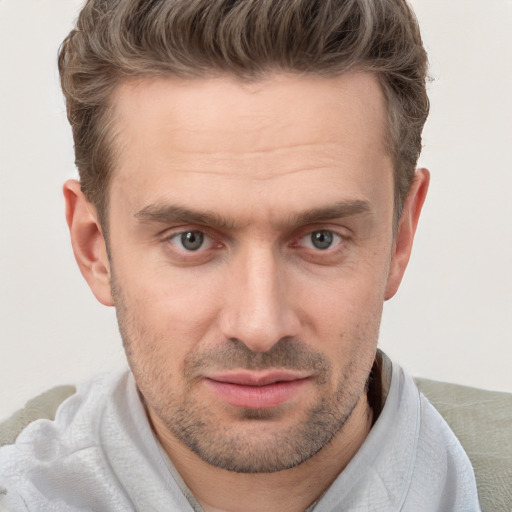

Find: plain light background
[1,0,511,420]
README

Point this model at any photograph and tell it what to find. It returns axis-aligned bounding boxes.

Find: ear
[385,168,430,300]
[63,179,114,306]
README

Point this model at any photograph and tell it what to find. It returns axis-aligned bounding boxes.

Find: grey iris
[181,231,204,251]
[311,231,333,250]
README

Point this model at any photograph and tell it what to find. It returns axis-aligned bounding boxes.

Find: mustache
[184,337,331,379]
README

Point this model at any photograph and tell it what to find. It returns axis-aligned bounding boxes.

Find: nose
[219,245,301,352]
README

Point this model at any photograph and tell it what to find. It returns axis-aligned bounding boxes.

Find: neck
[150,394,373,512]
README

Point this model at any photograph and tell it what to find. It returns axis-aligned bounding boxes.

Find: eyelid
[291,223,350,243]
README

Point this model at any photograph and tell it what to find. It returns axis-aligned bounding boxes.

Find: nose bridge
[220,242,299,352]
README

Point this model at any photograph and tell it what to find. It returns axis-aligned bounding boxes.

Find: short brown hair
[59,0,429,226]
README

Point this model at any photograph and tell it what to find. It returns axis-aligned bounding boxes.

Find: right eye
[168,230,213,252]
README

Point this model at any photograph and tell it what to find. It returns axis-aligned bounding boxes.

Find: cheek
[121,257,222,317]
[295,263,388,329]
[292,266,386,379]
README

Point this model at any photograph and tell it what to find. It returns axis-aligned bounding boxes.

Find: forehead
[109,72,393,222]
[113,71,388,159]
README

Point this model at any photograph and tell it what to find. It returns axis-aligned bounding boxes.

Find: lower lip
[205,378,310,409]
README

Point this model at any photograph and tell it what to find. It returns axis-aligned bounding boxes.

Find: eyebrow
[135,204,236,229]
[134,199,371,230]
[292,200,371,225]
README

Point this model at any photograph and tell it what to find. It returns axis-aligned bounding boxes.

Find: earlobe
[63,179,114,306]
[384,168,430,300]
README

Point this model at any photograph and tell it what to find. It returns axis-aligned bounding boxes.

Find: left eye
[169,231,212,251]
[299,230,343,250]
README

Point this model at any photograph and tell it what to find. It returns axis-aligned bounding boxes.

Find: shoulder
[405,382,480,510]
[378,363,481,511]
[1,371,126,447]
[0,372,130,510]
[415,377,512,512]
[0,385,76,447]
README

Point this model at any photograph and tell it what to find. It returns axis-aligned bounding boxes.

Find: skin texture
[64,72,429,512]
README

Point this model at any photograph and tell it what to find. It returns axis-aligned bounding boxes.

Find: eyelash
[161,227,348,260]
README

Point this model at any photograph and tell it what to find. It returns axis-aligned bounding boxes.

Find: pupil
[181,231,204,251]
[311,231,333,250]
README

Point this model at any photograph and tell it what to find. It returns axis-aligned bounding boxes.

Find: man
[0,0,480,510]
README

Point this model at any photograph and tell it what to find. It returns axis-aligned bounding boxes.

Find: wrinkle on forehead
[171,165,338,182]
[155,154,356,184]
[112,72,389,165]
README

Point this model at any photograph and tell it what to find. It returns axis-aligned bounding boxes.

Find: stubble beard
[156,364,363,474]
[112,280,374,474]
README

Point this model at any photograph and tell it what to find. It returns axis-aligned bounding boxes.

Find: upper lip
[205,370,311,386]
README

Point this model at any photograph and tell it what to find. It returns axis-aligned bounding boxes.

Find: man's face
[105,72,397,472]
